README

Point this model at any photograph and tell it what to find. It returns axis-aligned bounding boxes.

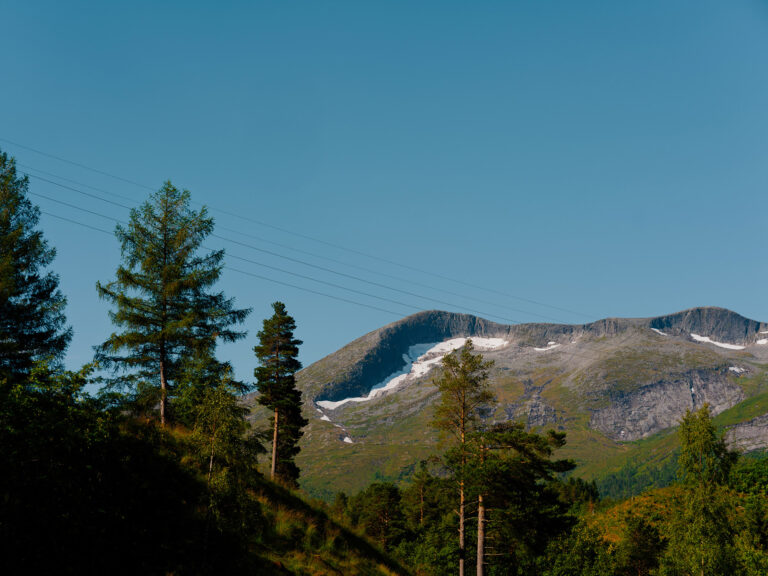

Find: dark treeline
[3,147,768,576]
[0,150,406,575]
[334,402,768,576]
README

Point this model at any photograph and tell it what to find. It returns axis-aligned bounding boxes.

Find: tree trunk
[207,420,217,487]
[459,405,466,576]
[271,337,280,482]
[477,493,485,576]
[271,406,279,481]
[459,479,465,576]
[159,357,168,427]
[419,483,424,526]
[477,438,486,576]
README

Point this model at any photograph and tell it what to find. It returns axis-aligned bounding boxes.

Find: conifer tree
[661,404,739,575]
[0,150,71,382]
[432,339,495,576]
[254,301,307,486]
[96,182,248,425]
[468,422,575,574]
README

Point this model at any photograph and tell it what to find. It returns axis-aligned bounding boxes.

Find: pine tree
[468,422,575,574]
[254,301,307,486]
[96,182,249,425]
[431,339,495,576]
[0,150,71,382]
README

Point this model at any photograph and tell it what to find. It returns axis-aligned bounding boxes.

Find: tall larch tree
[96,182,249,426]
[254,301,307,486]
[432,339,495,576]
[0,150,71,383]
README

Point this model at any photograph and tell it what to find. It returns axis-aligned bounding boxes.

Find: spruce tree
[0,150,71,382]
[254,301,307,486]
[96,182,249,425]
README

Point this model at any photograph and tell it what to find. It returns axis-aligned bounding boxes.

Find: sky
[2,1,768,382]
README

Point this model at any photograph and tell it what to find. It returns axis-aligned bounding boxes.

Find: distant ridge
[243,306,768,499]
[301,307,766,404]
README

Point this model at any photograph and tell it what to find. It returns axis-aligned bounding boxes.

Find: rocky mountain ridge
[246,307,768,499]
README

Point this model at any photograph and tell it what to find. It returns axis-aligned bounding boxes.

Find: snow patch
[534,341,560,352]
[651,328,667,336]
[320,414,331,422]
[690,333,745,350]
[729,366,746,374]
[760,331,768,335]
[316,337,508,410]
[342,436,353,444]
[757,339,768,345]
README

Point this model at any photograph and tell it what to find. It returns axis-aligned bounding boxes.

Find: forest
[3,147,768,576]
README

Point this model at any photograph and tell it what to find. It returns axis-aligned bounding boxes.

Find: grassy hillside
[2,395,410,576]
[274,310,768,500]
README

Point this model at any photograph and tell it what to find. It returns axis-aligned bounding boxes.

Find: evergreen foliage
[431,339,495,576]
[7,171,768,575]
[432,339,495,444]
[0,150,70,382]
[349,482,406,551]
[96,182,249,425]
[254,301,307,486]
[614,513,666,576]
[659,405,740,575]
[465,422,576,573]
[677,404,736,486]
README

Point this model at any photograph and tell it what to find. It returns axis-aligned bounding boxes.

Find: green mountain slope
[246,307,768,500]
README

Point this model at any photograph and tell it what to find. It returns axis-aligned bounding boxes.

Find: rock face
[727,415,768,452]
[649,307,765,344]
[591,369,745,441]
[306,311,510,403]
[302,306,767,406]
[503,379,565,430]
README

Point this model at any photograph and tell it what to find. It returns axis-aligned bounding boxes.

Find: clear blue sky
[2,1,768,382]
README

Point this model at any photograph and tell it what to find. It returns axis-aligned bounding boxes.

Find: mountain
[246,307,768,499]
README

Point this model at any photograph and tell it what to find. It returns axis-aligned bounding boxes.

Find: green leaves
[677,404,736,487]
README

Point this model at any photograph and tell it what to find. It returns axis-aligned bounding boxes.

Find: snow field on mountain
[316,337,507,410]
[690,333,746,350]
[534,341,560,351]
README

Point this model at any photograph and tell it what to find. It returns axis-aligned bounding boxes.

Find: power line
[23,167,562,323]
[32,182,658,366]
[3,137,154,191]
[27,173,527,324]
[39,200,642,366]
[2,136,594,320]
[38,209,406,317]
[40,211,114,236]
[32,196,431,316]
[213,232,524,324]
